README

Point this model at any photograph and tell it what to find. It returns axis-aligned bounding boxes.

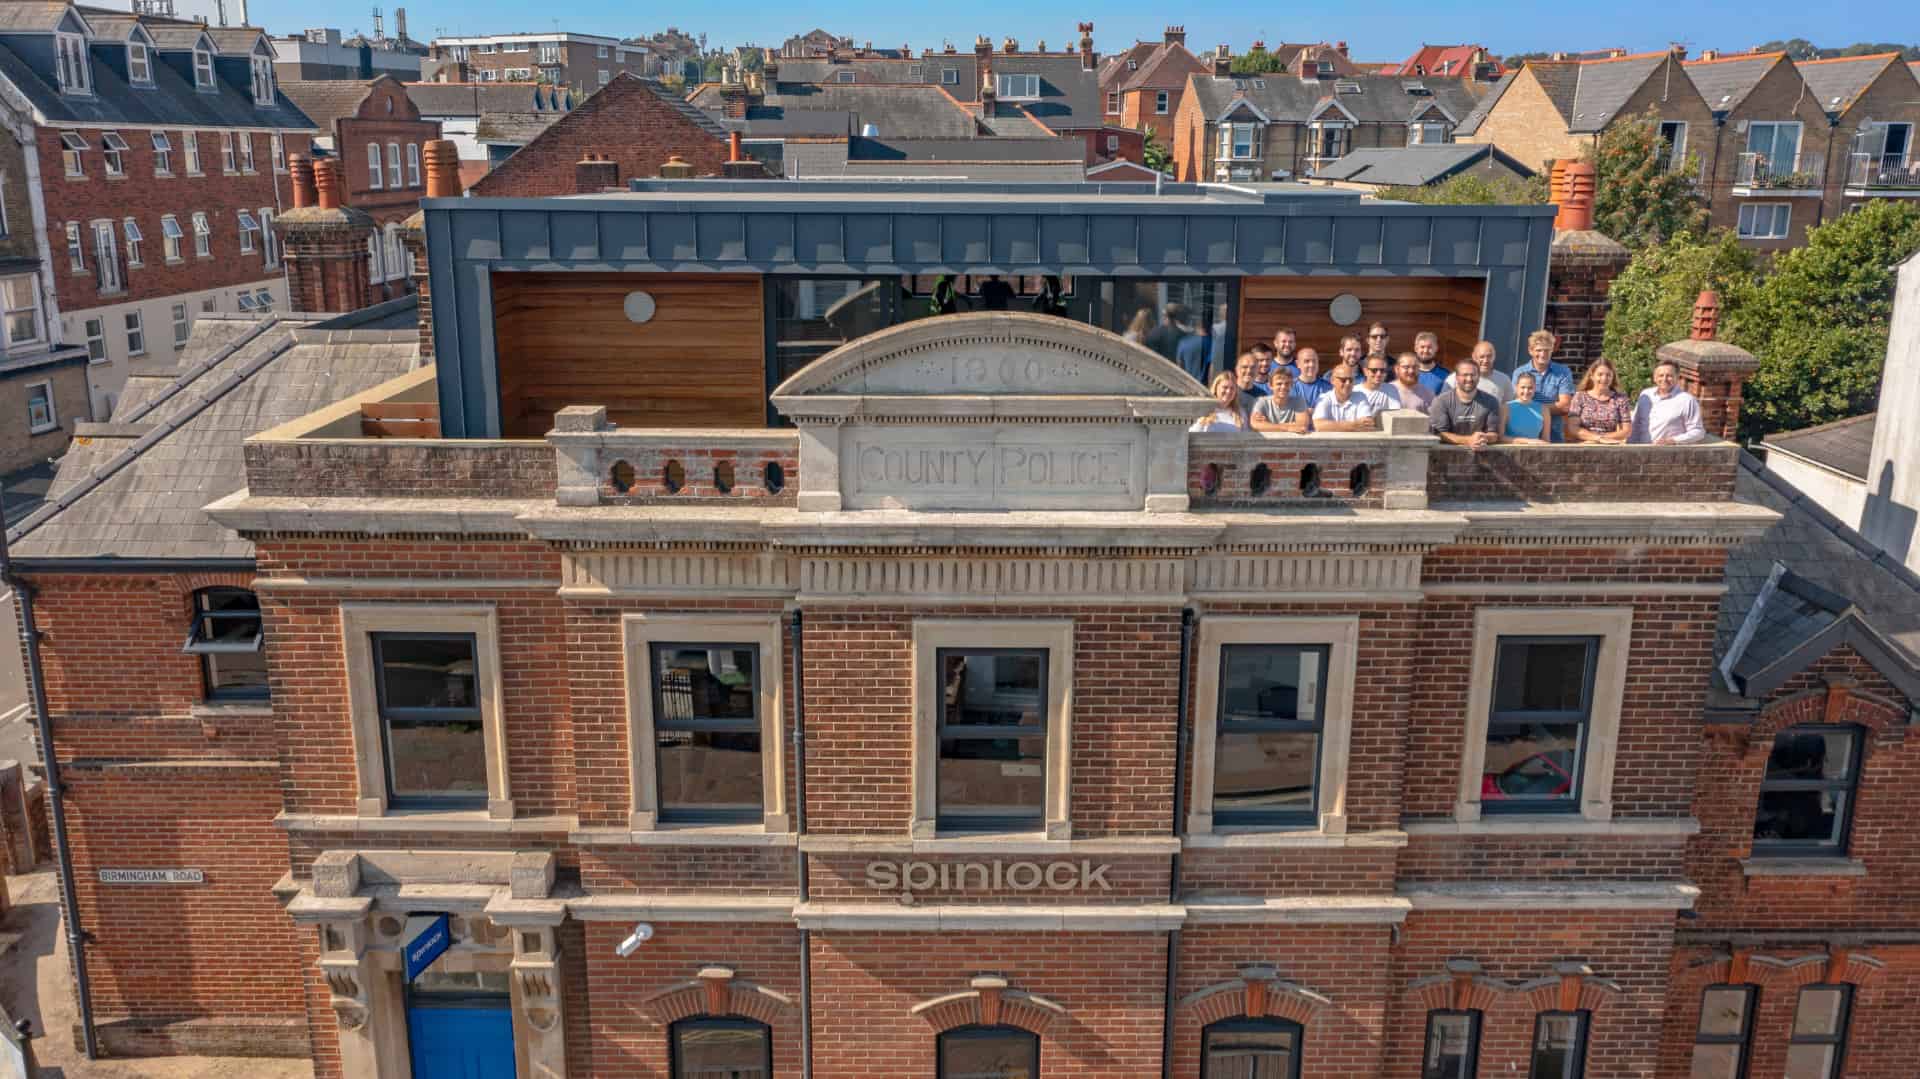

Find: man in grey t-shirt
[1428,359,1501,450]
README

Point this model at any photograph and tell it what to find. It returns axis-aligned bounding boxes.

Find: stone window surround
[1187,616,1360,837]
[912,619,1075,840]
[1453,606,1634,825]
[340,603,513,820]
[621,613,790,833]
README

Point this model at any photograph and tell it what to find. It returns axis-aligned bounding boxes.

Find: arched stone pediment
[768,313,1212,514]
[770,311,1209,400]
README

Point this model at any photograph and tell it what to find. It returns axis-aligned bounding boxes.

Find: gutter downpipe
[0,507,97,1059]
[1161,607,1194,1079]
[790,609,813,1079]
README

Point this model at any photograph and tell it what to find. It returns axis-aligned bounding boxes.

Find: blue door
[407,998,515,1079]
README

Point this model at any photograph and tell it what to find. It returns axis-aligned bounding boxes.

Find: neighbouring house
[1385,43,1505,81]
[428,31,649,97]
[1798,54,1920,214]
[470,74,744,197]
[277,77,441,299]
[405,81,569,188]
[1683,51,1832,249]
[1173,62,1491,183]
[1099,26,1208,144]
[779,135,1090,181]
[1306,142,1533,191]
[1452,48,1714,184]
[0,4,319,418]
[270,24,426,83]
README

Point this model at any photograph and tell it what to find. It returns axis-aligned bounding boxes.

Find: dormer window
[55,32,91,95]
[251,56,274,105]
[193,47,215,90]
[128,43,152,86]
[994,72,1041,100]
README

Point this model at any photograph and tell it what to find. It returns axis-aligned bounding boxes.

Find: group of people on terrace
[1189,323,1708,448]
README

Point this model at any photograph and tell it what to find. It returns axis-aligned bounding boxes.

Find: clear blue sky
[249,0,1913,59]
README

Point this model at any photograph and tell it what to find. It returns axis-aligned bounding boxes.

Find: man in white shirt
[1442,340,1514,404]
[1629,360,1708,444]
[1311,364,1381,432]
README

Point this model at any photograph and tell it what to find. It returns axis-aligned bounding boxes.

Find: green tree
[1230,45,1285,74]
[1599,230,1757,396]
[1376,171,1549,206]
[1502,51,1551,65]
[1140,127,1172,175]
[1583,107,1709,249]
[1736,200,1920,440]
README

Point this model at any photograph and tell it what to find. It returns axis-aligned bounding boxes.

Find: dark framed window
[938,1024,1038,1079]
[650,643,763,823]
[183,587,267,700]
[1752,726,1861,856]
[1201,1016,1302,1079]
[1213,644,1328,827]
[1786,984,1851,1079]
[371,632,486,809]
[1690,985,1755,1079]
[671,1016,772,1079]
[1482,637,1598,814]
[1423,1010,1481,1079]
[1528,1011,1589,1079]
[936,648,1047,832]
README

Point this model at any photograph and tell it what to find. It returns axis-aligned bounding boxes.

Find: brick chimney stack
[974,35,992,95]
[1543,159,1631,374]
[1213,44,1231,77]
[1002,36,1018,55]
[1078,22,1095,71]
[575,152,620,193]
[400,139,461,359]
[1164,25,1186,47]
[276,156,377,316]
[1335,40,1349,57]
[1659,290,1758,440]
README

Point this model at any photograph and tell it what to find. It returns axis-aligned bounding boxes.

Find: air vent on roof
[1336,81,1363,94]
[1401,80,1430,95]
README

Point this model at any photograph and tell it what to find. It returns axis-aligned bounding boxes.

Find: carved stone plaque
[844,428,1142,510]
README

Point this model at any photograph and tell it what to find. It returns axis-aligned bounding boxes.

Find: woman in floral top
[1566,359,1633,444]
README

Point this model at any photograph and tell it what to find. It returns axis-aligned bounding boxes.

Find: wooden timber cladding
[1237,276,1487,365]
[491,272,766,436]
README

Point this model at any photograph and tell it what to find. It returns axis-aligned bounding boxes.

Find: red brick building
[471,74,734,197]
[0,5,319,417]
[9,176,1920,1079]
[1099,27,1209,145]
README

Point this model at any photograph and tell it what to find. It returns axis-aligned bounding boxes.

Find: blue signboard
[403,913,452,983]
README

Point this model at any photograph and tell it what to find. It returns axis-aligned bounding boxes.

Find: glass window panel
[1783,1044,1837,1079]
[1220,645,1324,725]
[1697,988,1751,1037]
[1482,724,1581,803]
[938,733,1045,822]
[654,646,756,724]
[1792,988,1847,1037]
[1424,1013,1476,1079]
[384,716,487,799]
[1689,1045,1742,1079]
[941,651,1043,729]
[411,968,511,995]
[1203,1019,1298,1079]
[940,1027,1037,1079]
[1765,730,1855,782]
[205,650,267,694]
[376,636,478,712]
[1213,730,1318,816]
[1107,279,1227,371]
[674,1019,770,1079]
[1754,789,1844,845]
[657,729,763,815]
[1529,1013,1584,1079]
[1493,640,1591,712]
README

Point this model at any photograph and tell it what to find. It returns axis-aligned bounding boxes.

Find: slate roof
[1451,72,1513,135]
[1308,143,1531,185]
[1187,72,1490,126]
[725,106,852,137]
[276,79,382,131]
[1452,52,1668,136]
[1716,454,1920,698]
[992,54,1102,130]
[6,312,422,564]
[0,3,77,32]
[1796,53,1902,115]
[1684,53,1784,114]
[405,81,565,117]
[0,21,315,130]
[475,111,562,145]
[1099,41,1160,93]
[1763,412,1876,481]
[632,75,725,139]
[760,84,977,138]
[848,136,1084,162]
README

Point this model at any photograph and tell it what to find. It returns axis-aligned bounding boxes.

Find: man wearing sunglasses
[1310,364,1383,432]
[1366,322,1391,362]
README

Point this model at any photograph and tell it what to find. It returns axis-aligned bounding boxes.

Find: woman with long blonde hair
[1192,372,1251,432]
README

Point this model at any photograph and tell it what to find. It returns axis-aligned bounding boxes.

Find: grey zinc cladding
[420,180,1555,438]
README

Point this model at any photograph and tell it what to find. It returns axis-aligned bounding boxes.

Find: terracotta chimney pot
[289,154,317,208]
[422,139,461,198]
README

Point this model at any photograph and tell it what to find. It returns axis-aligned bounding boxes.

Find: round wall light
[623,291,657,324]
[1328,293,1363,326]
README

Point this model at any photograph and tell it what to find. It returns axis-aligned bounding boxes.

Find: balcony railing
[1735,151,1826,192]
[1847,153,1920,190]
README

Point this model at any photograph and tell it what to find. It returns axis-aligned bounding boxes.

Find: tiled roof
[1451,71,1514,135]
[404,81,562,117]
[1116,41,1207,94]
[1309,143,1530,185]
[1684,53,1784,113]
[725,106,852,138]
[0,2,78,32]
[1796,53,1902,115]
[983,54,1102,130]
[1388,44,1503,79]
[634,75,726,139]
[0,27,316,130]
[1466,52,1668,135]
[1716,454,1920,696]
[1099,41,1160,92]
[1188,72,1490,126]
[475,110,563,145]
[762,83,977,139]
[1763,412,1876,481]
[276,79,379,131]
[7,312,422,563]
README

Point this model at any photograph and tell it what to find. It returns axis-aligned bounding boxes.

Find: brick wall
[1545,237,1631,375]
[471,75,730,197]
[0,360,90,474]
[1186,437,1391,507]
[1426,443,1738,503]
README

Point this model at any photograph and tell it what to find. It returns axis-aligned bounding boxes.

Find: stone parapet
[1427,441,1740,504]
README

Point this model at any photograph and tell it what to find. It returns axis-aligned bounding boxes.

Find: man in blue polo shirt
[1413,332,1451,397]
[1519,329,1575,440]
[1290,347,1333,410]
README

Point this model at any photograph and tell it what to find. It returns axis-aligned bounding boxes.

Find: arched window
[670,1016,770,1079]
[939,1024,1038,1079]
[184,588,267,700]
[1753,726,1862,855]
[1202,1016,1302,1079]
